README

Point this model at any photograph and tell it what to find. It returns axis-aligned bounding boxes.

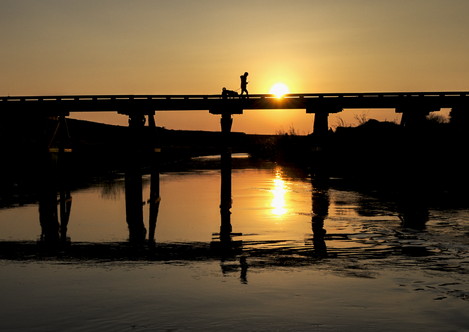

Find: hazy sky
[1,0,468,133]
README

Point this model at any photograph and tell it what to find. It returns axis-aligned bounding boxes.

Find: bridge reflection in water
[34,113,432,250]
[17,104,432,277]
[25,138,441,284]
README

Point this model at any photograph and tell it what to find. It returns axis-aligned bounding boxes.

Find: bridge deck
[1,92,468,115]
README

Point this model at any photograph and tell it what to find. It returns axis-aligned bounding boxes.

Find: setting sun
[269,82,290,98]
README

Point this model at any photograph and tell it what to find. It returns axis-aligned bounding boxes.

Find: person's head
[244,72,249,77]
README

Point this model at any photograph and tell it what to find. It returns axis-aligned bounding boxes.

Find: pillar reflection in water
[397,188,429,230]
[38,169,60,243]
[212,111,246,282]
[38,115,72,244]
[147,113,161,243]
[311,175,329,257]
[57,115,72,242]
[219,112,233,242]
[58,188,72,242]
[39,186,72,244]
[124,112,147,243]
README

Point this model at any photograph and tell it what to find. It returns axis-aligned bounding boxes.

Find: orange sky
[1,0,468,133]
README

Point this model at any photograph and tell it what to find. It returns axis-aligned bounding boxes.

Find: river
[0,156,468,331]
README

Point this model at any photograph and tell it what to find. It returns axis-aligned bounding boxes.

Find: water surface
[1,160,468,331]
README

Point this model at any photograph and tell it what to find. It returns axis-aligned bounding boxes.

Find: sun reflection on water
[270,168,288,216]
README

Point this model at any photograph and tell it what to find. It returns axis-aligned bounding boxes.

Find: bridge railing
[1,91,468,103]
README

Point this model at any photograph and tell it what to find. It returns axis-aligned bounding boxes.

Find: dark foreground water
[0,157,468,331]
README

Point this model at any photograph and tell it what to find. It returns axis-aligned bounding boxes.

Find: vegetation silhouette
[251,114,469,201]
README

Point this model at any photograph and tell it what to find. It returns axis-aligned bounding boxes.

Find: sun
[269,82,290,98]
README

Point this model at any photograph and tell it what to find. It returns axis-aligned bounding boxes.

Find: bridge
[2,91,469,134]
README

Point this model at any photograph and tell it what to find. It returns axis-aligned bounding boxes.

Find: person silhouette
[240,72,249,97]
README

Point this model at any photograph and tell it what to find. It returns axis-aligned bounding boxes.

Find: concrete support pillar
[449,106,469,128]
[307,106,341,135]
[220,112,233,135]
[397,106,438,127]
[124,112,147,243]
[399,109,429,127]
[313,111,330,136]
